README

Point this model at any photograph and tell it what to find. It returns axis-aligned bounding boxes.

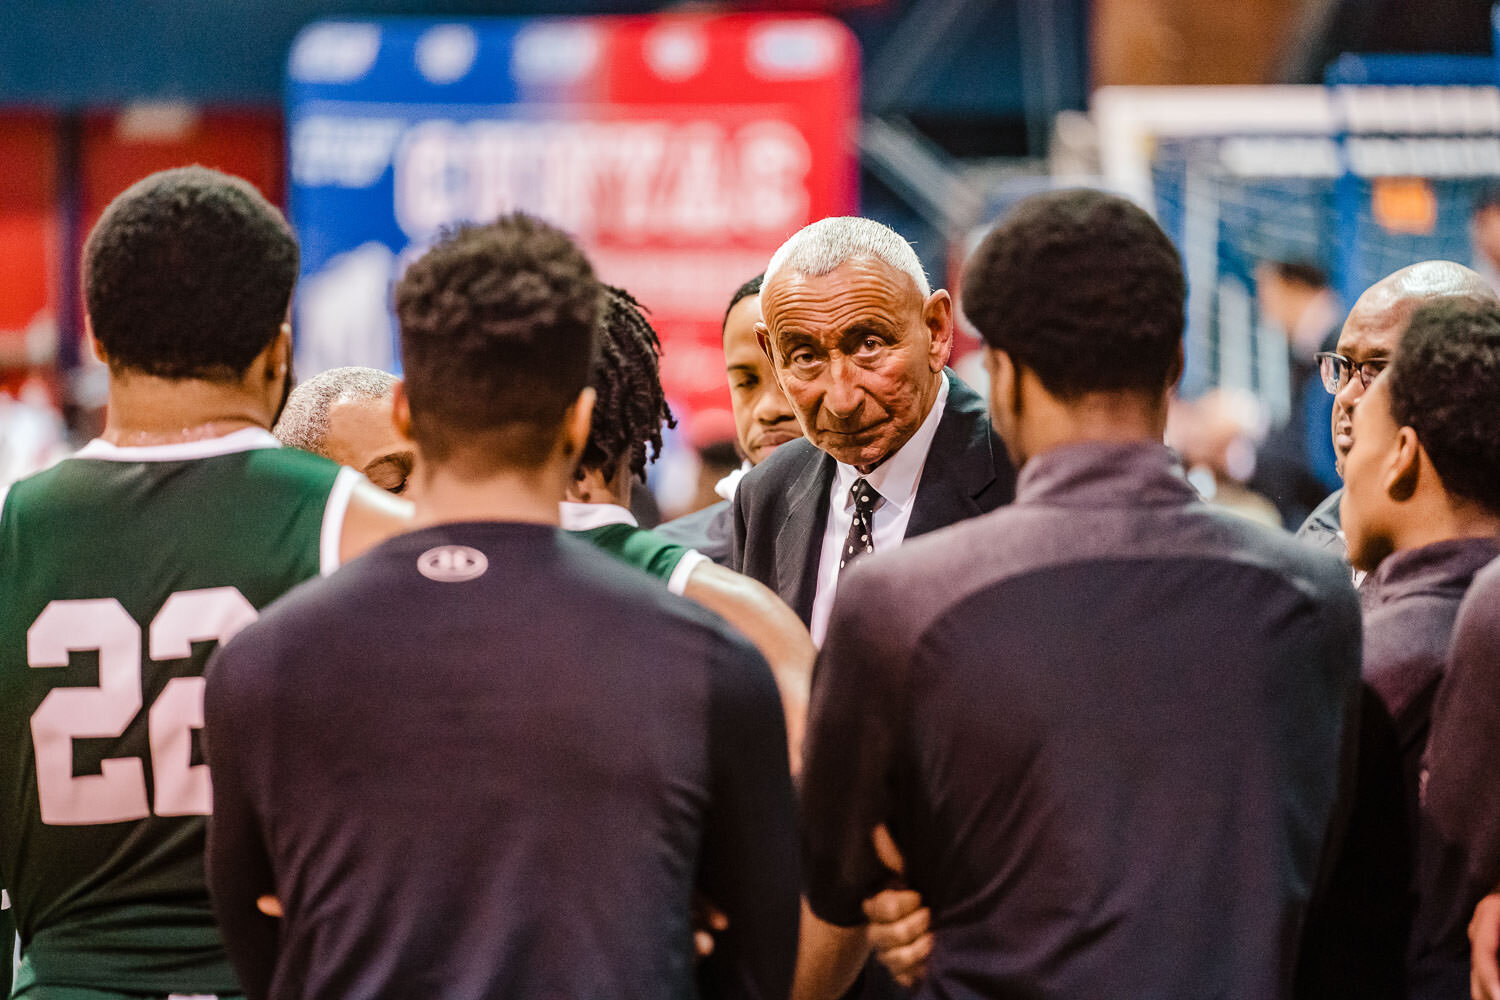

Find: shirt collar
[714,460,753,502]
[833,372,949,511]
[1364,536,1500,609]
[74,427,281,462]
[1015,440,1198,508]
[557,501,637,531]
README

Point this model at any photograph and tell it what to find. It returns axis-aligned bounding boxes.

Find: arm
[695,638,802,1000]
[203,638,280,1000]
[796,567,905,1000]
[682,561,812,772]
[865,826,932,989]
[1423,579,1500,989]
[1473,892,1500,999]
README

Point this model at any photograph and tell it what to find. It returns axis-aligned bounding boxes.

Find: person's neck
[1391,495,1500,556]
[411,465,567,529]
[1018,392,1167,463]
[102,373,271,446]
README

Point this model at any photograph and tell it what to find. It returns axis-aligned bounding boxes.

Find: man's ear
[923,289,955,371]
[561,386,596,466]
[1166,339,1185,391]
[756,322,784,387]
[985,347,1018,417]
[85,315,108,365]
[267,323,292,380]
[1385,425,1422,502]
[391,381,413,441]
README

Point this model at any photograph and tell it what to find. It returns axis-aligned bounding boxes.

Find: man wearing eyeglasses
[1298,261,1497,565]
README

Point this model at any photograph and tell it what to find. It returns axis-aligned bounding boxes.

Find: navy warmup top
[1415,553,1500,1000]
[801,441,1362,1000]
[204,522,799,1000]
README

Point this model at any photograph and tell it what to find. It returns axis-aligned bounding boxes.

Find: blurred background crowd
[0,0,1497,527]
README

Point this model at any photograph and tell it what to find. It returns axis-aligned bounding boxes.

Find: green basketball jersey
[0,429,357,995]
[559,503,706,596]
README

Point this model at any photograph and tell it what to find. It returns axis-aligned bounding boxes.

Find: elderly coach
[730,217,1015,643]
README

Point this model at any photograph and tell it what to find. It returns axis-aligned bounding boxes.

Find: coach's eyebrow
[363,452,415,494]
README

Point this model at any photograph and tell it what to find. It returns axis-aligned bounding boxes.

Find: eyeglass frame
[1314,351,1388,395]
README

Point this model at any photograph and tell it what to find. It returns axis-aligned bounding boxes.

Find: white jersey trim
[320,467,361,577]
[73,427,281,462]
[557,501,637,531]
[668,549,710,597]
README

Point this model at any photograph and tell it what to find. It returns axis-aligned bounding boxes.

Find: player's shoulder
[1197,501,1356,603]
[554,529,735,635]
[1466,556,1500,610]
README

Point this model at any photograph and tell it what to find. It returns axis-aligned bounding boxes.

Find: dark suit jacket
[730,372,1015,624]
[653,500,732,566]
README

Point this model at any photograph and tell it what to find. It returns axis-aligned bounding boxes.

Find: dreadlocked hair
[582,285,677,483]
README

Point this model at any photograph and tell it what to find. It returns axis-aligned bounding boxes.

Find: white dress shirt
[714,461,752,502]
[808,373,950,646]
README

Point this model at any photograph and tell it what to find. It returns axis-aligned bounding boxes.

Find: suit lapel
[773,450,834,623]
[906,373,999,540]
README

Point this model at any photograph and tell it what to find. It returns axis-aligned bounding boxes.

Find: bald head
[1330,261,1498,475]
[1350,261,1496,328]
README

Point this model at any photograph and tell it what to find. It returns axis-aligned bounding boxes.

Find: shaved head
[1330,262,1498,475]
[1350,261,1496,327]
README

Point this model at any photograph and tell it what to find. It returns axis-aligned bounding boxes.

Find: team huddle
[1,164,1499,1000]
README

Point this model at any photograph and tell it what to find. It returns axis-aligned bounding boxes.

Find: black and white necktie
[840,478,880,571]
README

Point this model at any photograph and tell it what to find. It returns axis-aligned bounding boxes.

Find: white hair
[764,216,930,297]
[274,365,398,457]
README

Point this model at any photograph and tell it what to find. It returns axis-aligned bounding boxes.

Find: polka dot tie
[839,478,880,571]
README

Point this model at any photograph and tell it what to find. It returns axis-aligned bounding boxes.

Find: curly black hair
[83,165,298,380]
[1388,296,1500,514]
[722,273,763,333]
[960,188,1186,399]
[581,285,676,484]
[394,213,601,466]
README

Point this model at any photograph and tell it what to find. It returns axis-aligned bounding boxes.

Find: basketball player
[203,214,800,1000]
[0,166,407,999]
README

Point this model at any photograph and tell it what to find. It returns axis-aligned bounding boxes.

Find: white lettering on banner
[1217,134,1500,178]
[392,118,812,241]
[292,116,407,188]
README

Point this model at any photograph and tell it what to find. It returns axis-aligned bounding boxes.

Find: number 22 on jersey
[27,588,256,826]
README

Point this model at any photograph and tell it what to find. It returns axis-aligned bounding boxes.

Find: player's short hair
[1387,296,1500,514]
[83,165,298,380]
[765,217,930,298]
[394,213,600,467]
[723,273,764,333]
[274,366,398,457]
[582,286,676,484]
[961,188,1186,399]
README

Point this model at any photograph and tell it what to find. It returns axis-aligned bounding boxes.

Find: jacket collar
[1015,440,1197,509]
[905,371,1001,537]
[1364,536,1500,610]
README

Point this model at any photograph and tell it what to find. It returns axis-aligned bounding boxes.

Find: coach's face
[326,392,416,496]
[759,258,952,473]
[1331,291,1407,477]
[1339,373,1404,573]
